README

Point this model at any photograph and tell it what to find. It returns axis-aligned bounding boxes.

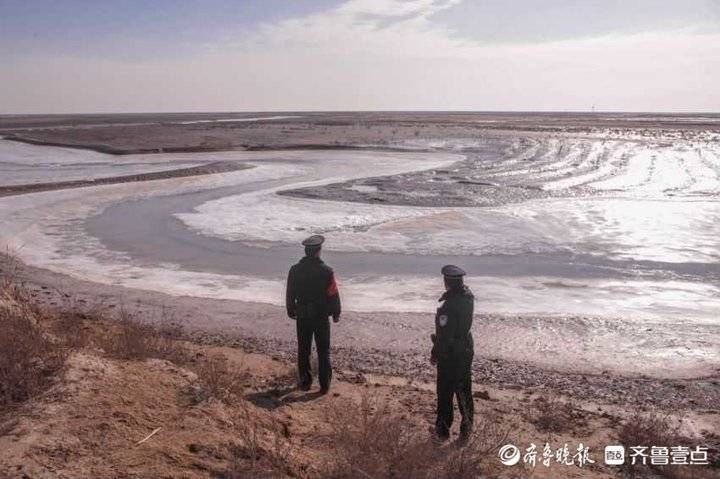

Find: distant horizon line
[2,109,720,117]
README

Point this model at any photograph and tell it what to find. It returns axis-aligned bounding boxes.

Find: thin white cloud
[1,0,718,112]
[234,0,469,58]
[338,0,461,17]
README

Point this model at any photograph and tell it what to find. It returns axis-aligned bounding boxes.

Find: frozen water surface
[0,139,205,185]
[1,128,719,377]
[1,134,718,322]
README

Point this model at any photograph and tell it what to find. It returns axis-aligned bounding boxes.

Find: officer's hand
[288,312,296,320]
[332,314,340,323]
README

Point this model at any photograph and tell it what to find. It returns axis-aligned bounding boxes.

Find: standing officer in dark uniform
[430,265,474,442]
[286,235,341,394]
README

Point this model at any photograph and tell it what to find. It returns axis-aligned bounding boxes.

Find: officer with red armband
[286,235,341,394]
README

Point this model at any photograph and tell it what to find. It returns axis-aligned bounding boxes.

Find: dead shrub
[0,285,66,411]
[222,405,296,479]
[0,278,46,323]
[98,310,188,363]
[618,413,681,454]
[0,249,23,286]
[51,290,114,349]
[321,396,508,479]
[530,397,581,433]
[54,308,94,349]
[616,413,719,479]
[100,311,156,360]
[224,441,282,479]
[224,440,259,478]
[148,320,189,364]
[440,420,511,479]
[325,397,436,479]
[192,353,248,405]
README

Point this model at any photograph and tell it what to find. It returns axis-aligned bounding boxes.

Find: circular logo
[499,444,521,466]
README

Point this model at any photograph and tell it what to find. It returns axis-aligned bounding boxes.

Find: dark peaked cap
[441,264,466,278]
[301,235,325,248]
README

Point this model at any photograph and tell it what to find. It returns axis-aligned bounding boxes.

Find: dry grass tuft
[51,294,110,349]
[192,353,249,405]
[54,308,93,349]
[97,309,189,364]
[617,413,719,479]
[618,413,681,456]
[325,397,437,479]
[530,396,582,433]
[321,396,508,479]
[221,405,298,479]
[0,280,66,411]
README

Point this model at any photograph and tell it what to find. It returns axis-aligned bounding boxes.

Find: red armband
[326,273,338,297]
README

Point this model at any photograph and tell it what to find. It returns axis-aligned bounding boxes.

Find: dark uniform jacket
[286,256,341,320]
[431,286,474,362]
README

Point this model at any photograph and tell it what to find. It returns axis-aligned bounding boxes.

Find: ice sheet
[0,139,204,186]
[178,191,720,263]
[1,137,718,321]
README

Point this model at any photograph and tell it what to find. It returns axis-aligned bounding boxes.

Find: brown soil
[2,326,718,478]
[5,255,719,412]
[1,264,718,478]
[0,334,650,479]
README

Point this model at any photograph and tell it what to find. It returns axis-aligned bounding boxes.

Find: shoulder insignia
[438,315,448,327]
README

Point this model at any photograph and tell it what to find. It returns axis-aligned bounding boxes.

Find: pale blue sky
[1,0,718,112]
[0,1,339,59]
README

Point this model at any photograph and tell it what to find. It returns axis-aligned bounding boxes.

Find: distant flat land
[2,111,718,155]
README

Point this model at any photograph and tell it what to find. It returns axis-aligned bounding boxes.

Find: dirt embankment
[7,254,720,413]
[1,260,719,478]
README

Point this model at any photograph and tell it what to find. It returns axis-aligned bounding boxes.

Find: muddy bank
[199,333,720,412]
[4,255,718,412]
[3,134,245,156]
[0,161,253,197]
[2,258,719,479]
[2,112,718,157]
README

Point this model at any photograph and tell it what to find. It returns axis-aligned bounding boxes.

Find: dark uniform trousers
[436,349,474,437]
[296,316,331,389]
[432,285,475,439]
[286,255,341,391]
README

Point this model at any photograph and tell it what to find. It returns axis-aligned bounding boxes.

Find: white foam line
[530,140,589,180]
[488,138,563,177]
[486,138,542,173]
[689,147,720,193]
[175,115,303,125]
[639,147,693,193]
[590,145,651,191]
[542,141,615,190]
